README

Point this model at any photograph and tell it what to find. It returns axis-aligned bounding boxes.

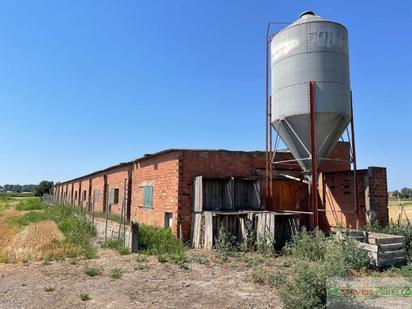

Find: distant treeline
[391,187,412,199]
[0,184,37,193]
[0,181,54,197]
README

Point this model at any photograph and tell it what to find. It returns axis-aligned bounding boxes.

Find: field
[1,197,412,308]
[388,199,412,223]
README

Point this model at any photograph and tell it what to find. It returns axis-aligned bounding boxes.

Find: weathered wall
[106,166,131,216]
[90,174,105,213]
[179,150,265,241]
[130,152,180,235]
[80,179,90,210]
[319,167,388,230]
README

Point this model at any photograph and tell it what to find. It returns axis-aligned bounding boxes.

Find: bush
[283,228,327,261]
[138,225,186,262]
[256,230,275,256]
[214,226,238,260]
[15,198,44,211]
[278,261,326,309]
[323,235,370,276]
[102,238,130,255]
[46,204,97,259]
[284,228,370,277]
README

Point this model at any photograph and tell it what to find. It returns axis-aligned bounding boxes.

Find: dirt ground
[0,248,280,309]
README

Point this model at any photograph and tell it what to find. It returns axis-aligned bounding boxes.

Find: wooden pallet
[191,210,299,250]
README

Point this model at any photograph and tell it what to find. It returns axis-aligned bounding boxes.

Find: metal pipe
[350,91,359,229]
[265,23,270,209]
[269,96,273,209]
[309,81,318,228]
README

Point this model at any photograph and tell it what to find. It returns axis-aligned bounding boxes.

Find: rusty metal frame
[309,81,318,228]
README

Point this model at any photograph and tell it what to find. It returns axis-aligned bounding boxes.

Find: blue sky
[0,1,410,190]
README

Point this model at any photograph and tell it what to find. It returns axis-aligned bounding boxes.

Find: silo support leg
[309,81,319,229]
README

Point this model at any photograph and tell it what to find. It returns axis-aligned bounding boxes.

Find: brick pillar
[365,167,388,225]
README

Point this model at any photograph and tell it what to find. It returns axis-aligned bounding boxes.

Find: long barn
[53,142,388,242]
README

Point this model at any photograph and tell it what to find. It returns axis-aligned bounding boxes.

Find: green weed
[138,225,186,261]
[80,293,91,301]
[15,198,44,211]
[214,226,238,260]
[7,211,48,227]
[102,238,130,255]
[110,267,123,279]
[84,265,103,277]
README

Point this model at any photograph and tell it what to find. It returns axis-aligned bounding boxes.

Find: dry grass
[1,220,76,263]
[388,201,412,224]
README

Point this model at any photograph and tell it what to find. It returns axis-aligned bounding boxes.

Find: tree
[34,180,54,197]
[400,187,412,199]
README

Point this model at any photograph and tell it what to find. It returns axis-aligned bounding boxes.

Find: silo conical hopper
[270,11,351,175]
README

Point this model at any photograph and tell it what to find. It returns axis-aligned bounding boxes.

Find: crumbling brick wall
[319,167,388,230]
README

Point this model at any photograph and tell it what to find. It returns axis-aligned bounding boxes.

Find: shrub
[251,267,267,284]
[214,226,238,260]
[283,228,327,261]
[138,225,186,261]
[84,265,103,277]
[15,198,44,211]
[277,261,326,309]
[102,238,130,255]
[110,268,123,279]
[323,235,370,276]
[256,230,275,256]
[44,286,55,292]
[47,205,97,259]
[284,228,370,276]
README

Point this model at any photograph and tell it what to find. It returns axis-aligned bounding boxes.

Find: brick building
[53,143,388,241]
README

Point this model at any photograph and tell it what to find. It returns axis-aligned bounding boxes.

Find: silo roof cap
[299,11,315,18]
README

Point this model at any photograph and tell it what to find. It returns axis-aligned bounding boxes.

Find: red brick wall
[106,166,131,216]
[366,167,388,225]
[130,152,180,234]
[80,179,90,209]
[73,181,80,206]
[179,151,266,241]
[90,174,105,213]
[319,167,388,230]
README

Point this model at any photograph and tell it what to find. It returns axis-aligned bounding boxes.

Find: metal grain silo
[270,11,351,173]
